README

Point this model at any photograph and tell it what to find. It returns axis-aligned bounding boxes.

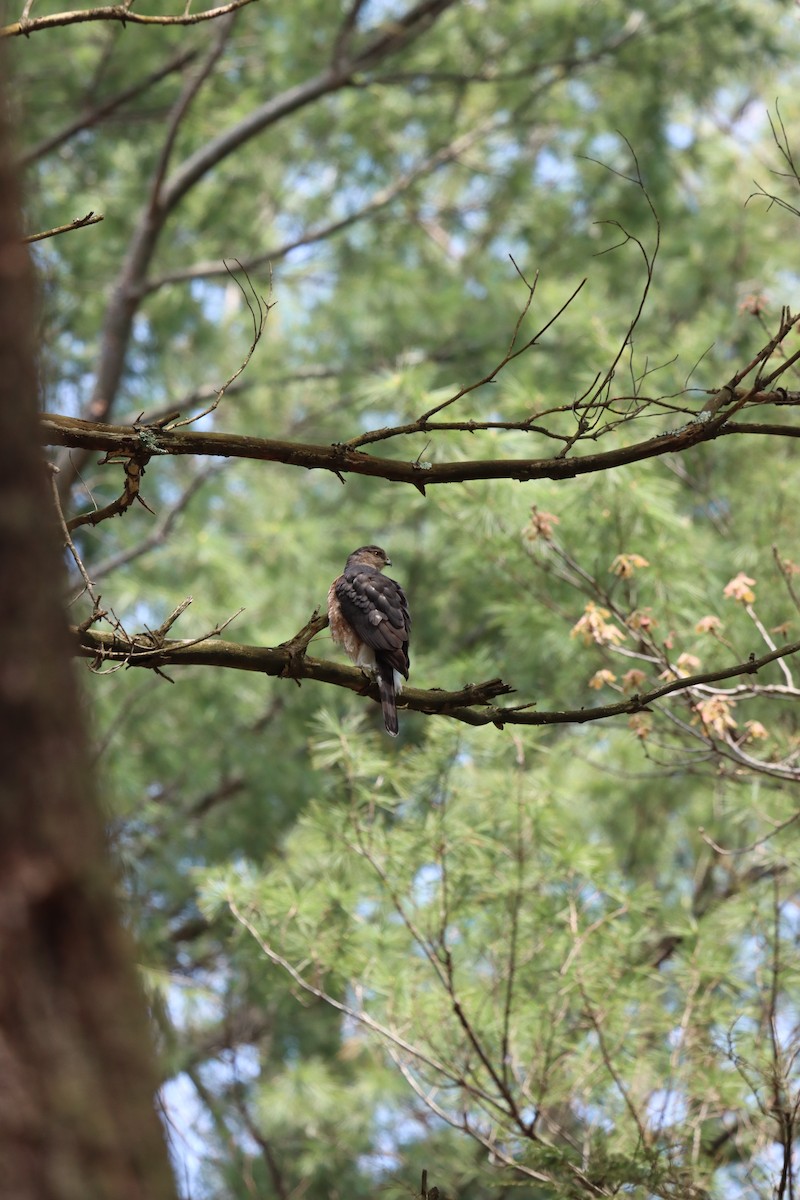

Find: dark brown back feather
[335,564,410,678]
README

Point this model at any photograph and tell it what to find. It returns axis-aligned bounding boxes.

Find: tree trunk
[0,49,178,1200]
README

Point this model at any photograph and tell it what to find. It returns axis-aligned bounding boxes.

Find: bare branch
[394,274,587,431]
[1,0,259,39]
[18,48,197,167]
[146,11,235,208]
[72,620,800,730]
[167,263,271,429]
[385,1050,557,1189]
[158,0,460,217]
[54,0,458,499]
[40,388,800,491]
[139,110,508,297]
[66,442,152,532]
[228,900,454,1079]
[88,462,227,582]
[580,983,651,1152]
[22,212,103,244]
[49,465,104,614]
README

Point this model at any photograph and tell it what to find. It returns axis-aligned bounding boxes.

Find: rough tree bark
[0,49,177,1200]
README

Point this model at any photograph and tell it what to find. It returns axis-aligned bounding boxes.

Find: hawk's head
[345,545,392,571]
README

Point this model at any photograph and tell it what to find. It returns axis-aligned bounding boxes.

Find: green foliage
[13,1,800,1197]
[204,715,800,1198]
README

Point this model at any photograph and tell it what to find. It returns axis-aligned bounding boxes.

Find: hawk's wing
[335,566,410,678]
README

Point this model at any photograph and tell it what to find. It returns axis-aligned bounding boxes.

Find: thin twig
[745,603,794,688]
[166,263,271,430]
[228,900,452,1077]
[23,212,103,244]
[48,464,104,614]
[89,462,227,581]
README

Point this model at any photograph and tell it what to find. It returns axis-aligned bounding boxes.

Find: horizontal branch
[41,403,794,490]
[1,0,258,38]
[53,0,457,504]
[72,623,800,730]
[73,624,515,716]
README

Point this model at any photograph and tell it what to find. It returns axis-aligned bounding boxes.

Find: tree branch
[88,462,227,581]
[40,398,800,491]
[72,621,800,729]
[53,0,458,498]
[1,0,258,39]
[22,212,103,244]
[158,0,459,216]
[139,109,507,297]
[18,48,197,167]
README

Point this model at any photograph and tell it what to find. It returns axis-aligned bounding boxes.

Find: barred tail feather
[377,669,399,736]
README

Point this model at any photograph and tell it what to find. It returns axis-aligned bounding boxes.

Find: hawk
[328,545,411,736]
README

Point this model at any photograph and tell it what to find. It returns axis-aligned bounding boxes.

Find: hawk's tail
[377,668,399,736]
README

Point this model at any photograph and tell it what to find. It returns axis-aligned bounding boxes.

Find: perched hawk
[328,546,411,736]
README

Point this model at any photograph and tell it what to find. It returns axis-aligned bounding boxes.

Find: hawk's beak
[385,557,392,566]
